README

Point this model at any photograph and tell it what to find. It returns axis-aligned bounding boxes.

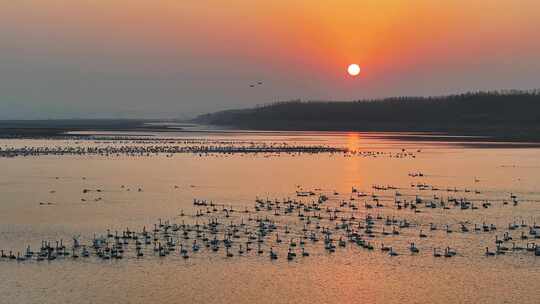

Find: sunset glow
[1,0,539,118]
[1,2,540,303]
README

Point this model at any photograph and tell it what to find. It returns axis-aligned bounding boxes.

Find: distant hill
[195,90,540,140]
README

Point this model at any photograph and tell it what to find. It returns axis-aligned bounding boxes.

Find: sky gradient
[1,0,539,119]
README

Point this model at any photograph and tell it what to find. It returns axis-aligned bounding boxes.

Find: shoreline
[2,119,540,147]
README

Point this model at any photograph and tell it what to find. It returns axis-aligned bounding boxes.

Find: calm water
[1,131,539,304]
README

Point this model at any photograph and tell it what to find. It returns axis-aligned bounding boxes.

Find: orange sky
[1,0,539,118]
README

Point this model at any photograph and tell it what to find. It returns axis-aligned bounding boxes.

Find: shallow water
[1,131,539,304]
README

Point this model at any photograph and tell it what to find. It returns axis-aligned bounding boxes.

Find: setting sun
[347,64,361,76]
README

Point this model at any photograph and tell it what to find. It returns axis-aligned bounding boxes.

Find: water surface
[1,131,539,304]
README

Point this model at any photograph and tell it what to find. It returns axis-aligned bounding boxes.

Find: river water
[0,130,539,304]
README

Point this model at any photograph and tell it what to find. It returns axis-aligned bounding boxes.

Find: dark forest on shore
[195,90,540,140]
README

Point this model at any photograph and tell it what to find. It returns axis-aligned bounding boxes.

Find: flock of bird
[0,137,537,264]
[0,144,346,158]
[3,180,540,263]
[0,138,419,159]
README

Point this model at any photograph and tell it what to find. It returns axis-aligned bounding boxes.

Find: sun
[347,64,361,76]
